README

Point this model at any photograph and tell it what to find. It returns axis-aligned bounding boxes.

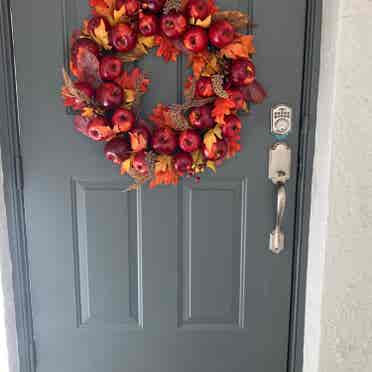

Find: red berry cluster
[61,0,267,188]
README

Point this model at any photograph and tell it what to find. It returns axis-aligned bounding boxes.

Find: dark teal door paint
[9,0,309,371]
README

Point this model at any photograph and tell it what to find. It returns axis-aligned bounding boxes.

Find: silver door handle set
[268,105,292,254]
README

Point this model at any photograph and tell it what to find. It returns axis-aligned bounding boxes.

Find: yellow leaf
[93,19,111,50]
[203,129,217,152]
[113,5,126,24]
[155,155,172,173]
[201,54,219,77]
[189,15,212,28]
[121,158,132,175]
[81,107,94,117]
[197,15,212,28]
[213,125,222,139]
[139,35,155,49]
[124,89,136,103]
[206,160,216,173]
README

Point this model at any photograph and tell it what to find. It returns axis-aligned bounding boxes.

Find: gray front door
[11,0,307,371]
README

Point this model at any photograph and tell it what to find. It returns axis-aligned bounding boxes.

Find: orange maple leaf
[189,51,220,79]
[89,0,115,22]
[115,68,150,93]
[149,155,179,188]
[212,97,236,124]
[155,35,181,63]
[220,34,256,59]
[149,104,174,128]
[129,131,148,152]
[120,158,132,175]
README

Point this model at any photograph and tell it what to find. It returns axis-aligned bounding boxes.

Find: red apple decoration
[139,13,159,36]
[230,59,256,86]
[104,136,130,164]
[187,0,210,20]
[129,126,151,152]
[227,89,246,110]
[196,77,214,97]
[222,114,242,138]
[133,151,149,175]
[112,108,136,132]
[122,0,140,15]
[132,151,149,175]
[96,82,124,109]
[71,82,95,110]
[183,27,208,53]
[161,12,187,39]
[152,127,178,154]
[208,20,235,48]
[203,139,228,161]
[110,23,137,52]
[141,0,165,13]
[179,129,201,153]
[245,80,267,104]
[99,55,123,81]
[173,152,193,175]
[188,104,214,129]
[87,116,112,141]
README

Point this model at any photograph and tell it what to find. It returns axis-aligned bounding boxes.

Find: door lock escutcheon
[268,142,291,254]
[271,104,292,136]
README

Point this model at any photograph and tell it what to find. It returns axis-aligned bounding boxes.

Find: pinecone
[163,0,183,14]
[211,74,229,99]
[169,106,190,130]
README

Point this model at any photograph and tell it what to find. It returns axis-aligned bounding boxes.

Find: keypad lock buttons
[271,104,292,136]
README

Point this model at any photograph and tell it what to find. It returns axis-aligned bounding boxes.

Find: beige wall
[317,0,372,371]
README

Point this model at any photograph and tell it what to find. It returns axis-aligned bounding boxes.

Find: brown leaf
[212,10,250,29]
[74,48,102,87]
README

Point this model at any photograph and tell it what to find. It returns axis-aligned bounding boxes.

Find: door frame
[0,0,322,371]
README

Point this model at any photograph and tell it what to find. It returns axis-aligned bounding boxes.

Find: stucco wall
[0,154,18,372]
[316,0,372,371]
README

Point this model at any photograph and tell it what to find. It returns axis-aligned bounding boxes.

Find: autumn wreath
[61,0,267,190]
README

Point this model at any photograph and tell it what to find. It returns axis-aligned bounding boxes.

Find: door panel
[180,180,246,329]
[72,180,142,328]
[10,0,307,370]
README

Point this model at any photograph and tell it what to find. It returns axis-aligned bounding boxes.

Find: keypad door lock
[271,104,292,136]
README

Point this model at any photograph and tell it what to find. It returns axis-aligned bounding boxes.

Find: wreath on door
[61,0,266,190]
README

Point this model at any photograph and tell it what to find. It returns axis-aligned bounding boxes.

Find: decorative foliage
[60,0,267,189]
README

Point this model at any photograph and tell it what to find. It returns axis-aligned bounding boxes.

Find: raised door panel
[179,179,247,329]
[72,180,143,328]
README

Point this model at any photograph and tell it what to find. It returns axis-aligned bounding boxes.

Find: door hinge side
[30,338,37,371]
[14,154,24,191]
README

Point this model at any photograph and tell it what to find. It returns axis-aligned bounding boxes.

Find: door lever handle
[270,183,286,254]
[268,142,291,254]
